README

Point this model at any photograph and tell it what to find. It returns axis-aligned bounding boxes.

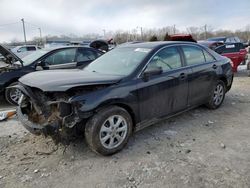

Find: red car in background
[169,34,197,42]
[199,37,248,72]
[215,43,247,72]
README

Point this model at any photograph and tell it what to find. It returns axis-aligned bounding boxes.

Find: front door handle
[212,64,217,69]
[179,72,186,80]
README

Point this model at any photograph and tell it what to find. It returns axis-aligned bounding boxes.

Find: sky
[0,0,250,42]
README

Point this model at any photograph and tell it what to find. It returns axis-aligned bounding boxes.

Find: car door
[181,45,217,106]
[41,48,77,70]
[137,46,190,122]
[75,48,102,68]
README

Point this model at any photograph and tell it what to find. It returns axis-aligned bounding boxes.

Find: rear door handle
[212,64,217,69]
[179,72,186,80]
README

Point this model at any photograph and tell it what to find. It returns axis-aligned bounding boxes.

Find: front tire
[85,106,133,155]
[206,80,225,109]
[5,82,21,105]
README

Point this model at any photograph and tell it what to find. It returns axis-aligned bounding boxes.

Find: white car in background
[11,45,41,58]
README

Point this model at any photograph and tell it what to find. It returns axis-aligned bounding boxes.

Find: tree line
[5,25,250,46]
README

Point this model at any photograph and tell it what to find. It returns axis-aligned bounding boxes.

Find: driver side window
[147,47,182,72]
[43,48,76,65]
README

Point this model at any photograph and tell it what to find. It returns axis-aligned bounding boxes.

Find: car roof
[117,41,199,49]
[208,37,226,39]
[43,45,95,51]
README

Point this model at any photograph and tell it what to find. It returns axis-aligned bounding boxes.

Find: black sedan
[0,45,103,104]
[17,41,233,155]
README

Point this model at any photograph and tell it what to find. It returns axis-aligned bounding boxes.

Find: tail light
[239,49,247,55]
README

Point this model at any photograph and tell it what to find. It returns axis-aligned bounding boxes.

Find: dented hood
[19,69,123,91]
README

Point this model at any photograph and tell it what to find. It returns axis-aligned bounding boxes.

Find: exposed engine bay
[17,83,109,143]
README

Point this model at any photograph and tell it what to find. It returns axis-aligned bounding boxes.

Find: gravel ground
[0,69,250,188]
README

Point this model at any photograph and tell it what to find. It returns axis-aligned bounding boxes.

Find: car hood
[19,69,123,92]
[0,45,23,65]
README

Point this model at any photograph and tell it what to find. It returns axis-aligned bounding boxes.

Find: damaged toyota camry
[17,42,233,155]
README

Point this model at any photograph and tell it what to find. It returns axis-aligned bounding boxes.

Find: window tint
[44,48,76,65]
[203,50,215,62]
[27,46,36,51]
[76,49,97,62]
[182,46,205,65]
[147,47,182,72]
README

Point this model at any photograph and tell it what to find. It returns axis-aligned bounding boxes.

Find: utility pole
[137,26,143,41]
[204,24,207,40]
[38,27,42,46]
[140,27,143,41]
[21,18,27,45]
[103,29,106,38]
[173,25,176,34]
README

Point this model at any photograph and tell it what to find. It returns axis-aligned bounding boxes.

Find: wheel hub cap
[10,88,22,104]
[99,115,128,149]
[213,84,223,105]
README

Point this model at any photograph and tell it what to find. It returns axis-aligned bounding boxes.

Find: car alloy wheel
[99,115,128,149]
[213,84,224,106]
[9,88,22,104]
[85,106,132,155]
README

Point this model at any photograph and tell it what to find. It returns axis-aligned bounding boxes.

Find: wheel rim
[9,88,22,104]
[99,115,128,149]
[213,84,224,106]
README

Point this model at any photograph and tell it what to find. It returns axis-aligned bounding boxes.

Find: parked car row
[8,41,233,155]
[198,37,248,72]
[158,34,248,72]
[0,45,103,104]
[11,45,41,58]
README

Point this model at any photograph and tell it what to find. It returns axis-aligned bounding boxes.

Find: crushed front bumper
[17,105,59,136]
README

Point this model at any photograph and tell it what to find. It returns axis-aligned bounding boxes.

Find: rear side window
[215,44,238,54]
[76,49,98,62]
[147,47,182,72]
[182,46,205,65]
[27,46,36,51]
[234,37,241,43]
[203,50,215,62]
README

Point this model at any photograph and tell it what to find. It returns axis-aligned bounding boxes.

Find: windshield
[85,47,152,76]
[21,50,48,66]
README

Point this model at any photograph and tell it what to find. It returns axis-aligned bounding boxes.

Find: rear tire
[206,80,225,109]
[5,82,21,105]
[85,106,133,155]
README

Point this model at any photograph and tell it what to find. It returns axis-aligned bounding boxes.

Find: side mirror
[142,66,163,81]
[35,61,46,71]
[17,50,21,53]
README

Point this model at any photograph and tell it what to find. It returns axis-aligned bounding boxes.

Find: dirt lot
[0,70,250,188]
